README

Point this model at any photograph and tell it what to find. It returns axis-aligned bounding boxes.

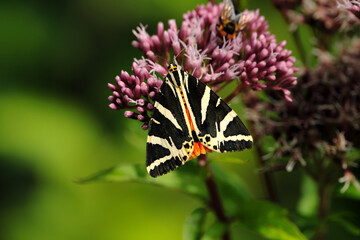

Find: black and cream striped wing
[146,78,194,177]
[182,72,253,153]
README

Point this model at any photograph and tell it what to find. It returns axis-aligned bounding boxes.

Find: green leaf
[297,175,318,217]
[79,157,255,208]
[236,201,307,240]
[328,212,360,236]
[77,163,147,182]
[78,161,209,201]
[209,155,248,164]
[201,222,227,240]
[183,208,207,240]
[259,135,278,155]
[338,184,360,200]
[346,147,360,161]
[210,164,253,216]
[230,222,267,240]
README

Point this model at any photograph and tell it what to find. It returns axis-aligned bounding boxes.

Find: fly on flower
[217,0,252,42]
[146,64,253,177]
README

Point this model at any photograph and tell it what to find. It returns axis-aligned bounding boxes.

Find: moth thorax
[168,71,183,87]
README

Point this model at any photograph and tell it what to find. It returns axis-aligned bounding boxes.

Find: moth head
[168,64,179,73]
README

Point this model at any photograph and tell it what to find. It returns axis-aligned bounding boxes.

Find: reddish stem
[198,154,230,240]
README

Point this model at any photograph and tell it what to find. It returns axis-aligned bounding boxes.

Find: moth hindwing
[146,64,253,177]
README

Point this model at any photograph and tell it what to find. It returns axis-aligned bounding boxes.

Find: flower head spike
[183,43,211,78]
[109,0,299,127]
[338,0,360,18]
[245,38,360,181]
[108,61,163,129]
[202,64,224,83]
[302,0,360,31]
[132,24,153,54]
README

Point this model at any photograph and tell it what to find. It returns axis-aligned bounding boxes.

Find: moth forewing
[146,76,194,177]
[182,72,253,153]
[146,64,253,177]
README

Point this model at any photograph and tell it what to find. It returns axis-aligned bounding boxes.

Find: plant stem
[314,182,329,240]
[247,118,277,202]
[313,156,331,240]
[198,154,230,240]
[254,140,277,202]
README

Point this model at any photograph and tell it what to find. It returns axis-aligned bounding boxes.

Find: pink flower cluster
[108,1,299,125]
[108,60,164,129]
[338,0,360,19]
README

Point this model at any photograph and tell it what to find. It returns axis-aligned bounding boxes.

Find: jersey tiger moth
[146,64,253,177]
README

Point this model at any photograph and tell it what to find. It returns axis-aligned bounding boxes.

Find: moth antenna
[155,55,170,67]
[173,57,181,70]
[174,48,184,59]
[172,48,186,69]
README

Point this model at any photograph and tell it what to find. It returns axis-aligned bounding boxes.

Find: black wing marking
[146,78,193,177]
[182,71,253,153]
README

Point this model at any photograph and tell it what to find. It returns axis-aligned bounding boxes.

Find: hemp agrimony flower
[338,0,360,19]
[339,170,360,193]
[278,0,360,31]
[246,38,360,190]
[108,1,298,128]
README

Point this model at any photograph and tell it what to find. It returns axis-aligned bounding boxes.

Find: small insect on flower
[217,0,252,42]
[146,64,253,177]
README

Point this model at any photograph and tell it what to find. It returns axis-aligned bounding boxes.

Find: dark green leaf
[346,147,360,161]
[230,222,267,240]
[328,212,360,236]
[78,161,209,201]
[338,184,360,200]
[297,175,318,217]
[79,157,255,207]
[259,135,278,155]
[236,201,307,240]
[201,221,227,240]
[209,155,248,164]
[210,164,253,216]
[183,208,208,240]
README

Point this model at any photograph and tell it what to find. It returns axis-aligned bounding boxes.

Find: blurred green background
[0,0,303,239]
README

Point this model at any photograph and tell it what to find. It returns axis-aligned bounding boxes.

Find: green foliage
[183,208,208,240]
[297,175,318,217]
[208,154,249,165]
[211,165,253,215]
[339,184,360,200]
[0,92,198,240]
[201,222,227,240]
[328,213,360,236]
[79,162,209,201]
[236,201,307,240]
[82,162,307,240]
[2,0,360,239]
